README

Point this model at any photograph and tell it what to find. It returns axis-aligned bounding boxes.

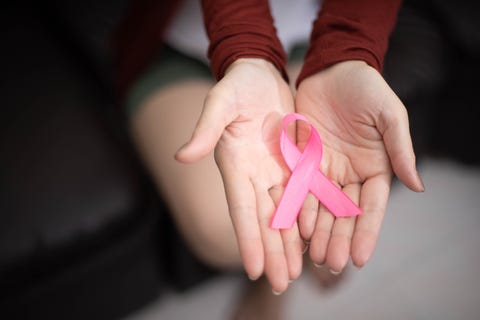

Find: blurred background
[1,0,479,319]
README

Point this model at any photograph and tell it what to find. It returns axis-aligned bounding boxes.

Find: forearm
[297,0,402,86]
[201,0,288,81]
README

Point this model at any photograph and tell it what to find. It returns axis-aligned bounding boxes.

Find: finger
[297,192,319,242]
[326,183,361,274]
[378,96,425,192]
[280,224,304,282]
[269,185,304,282]
[175,88,236,163]
[309,202,335,267]
[351,174,391,268]
[222,169,264,280]
[256,187,290,294]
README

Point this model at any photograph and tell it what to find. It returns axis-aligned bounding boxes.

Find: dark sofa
[0,2,213,319]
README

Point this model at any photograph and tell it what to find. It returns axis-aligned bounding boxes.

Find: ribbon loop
[271,113,361,229]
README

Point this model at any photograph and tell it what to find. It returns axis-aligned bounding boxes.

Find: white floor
[126,157,480,320]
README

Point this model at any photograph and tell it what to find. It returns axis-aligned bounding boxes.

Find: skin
[132,56,424,296]
[294,60,424,273]
[176,58,304,294]
[175,58,424,292]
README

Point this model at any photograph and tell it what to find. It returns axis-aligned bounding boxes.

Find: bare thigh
[130,80,240,269]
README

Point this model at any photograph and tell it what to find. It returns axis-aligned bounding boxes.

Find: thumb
[175,90,236,163]
[379,96,425,193]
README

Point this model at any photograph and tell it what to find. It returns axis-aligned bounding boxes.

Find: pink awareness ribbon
[270,113,362,229]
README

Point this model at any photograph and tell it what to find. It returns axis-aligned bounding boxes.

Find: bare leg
[130,80,241,269]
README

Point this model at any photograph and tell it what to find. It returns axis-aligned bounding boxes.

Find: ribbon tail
[309,172,362,217]
[270,169,311,229]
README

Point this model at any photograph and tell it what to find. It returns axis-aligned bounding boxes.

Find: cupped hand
[294,60,424,273]
[175,58,304,293]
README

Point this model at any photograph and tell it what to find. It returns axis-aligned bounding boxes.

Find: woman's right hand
[176,58,304,294]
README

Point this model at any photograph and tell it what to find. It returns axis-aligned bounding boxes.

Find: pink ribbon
[270,113,362,229]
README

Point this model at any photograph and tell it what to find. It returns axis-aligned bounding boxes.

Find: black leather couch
[1,1,478,319]
[1,2,214,319]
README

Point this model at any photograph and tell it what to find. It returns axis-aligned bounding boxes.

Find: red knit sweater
[112,0,402,97]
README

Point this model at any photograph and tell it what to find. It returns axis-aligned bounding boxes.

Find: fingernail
[302,243,309,254]
[329,269,342,275]
[272,289,283,296]
[248,274,260,281]
[416,171,425,192]
[313,262,325,268]
[177,142,187,152]
[288,279,295,284]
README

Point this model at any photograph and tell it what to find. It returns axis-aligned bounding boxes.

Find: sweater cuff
[202,0,288,81]
[297,0,402,86]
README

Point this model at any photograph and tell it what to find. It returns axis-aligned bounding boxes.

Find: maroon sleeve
[297,0,402,86]
[201,0,288,81]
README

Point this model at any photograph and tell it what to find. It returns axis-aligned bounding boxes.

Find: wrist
[226,58,285,79]
[228,57,275,71]
[298,60,371,86]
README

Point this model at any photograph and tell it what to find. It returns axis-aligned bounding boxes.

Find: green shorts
[126,44,308,116]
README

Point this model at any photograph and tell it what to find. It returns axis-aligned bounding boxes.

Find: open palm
[176,58,304,293]
[294,61,424,273]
